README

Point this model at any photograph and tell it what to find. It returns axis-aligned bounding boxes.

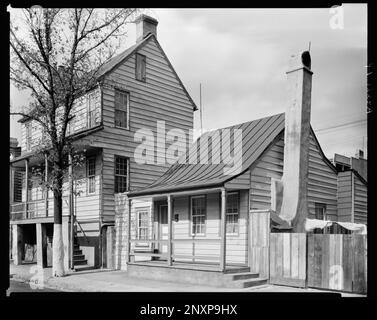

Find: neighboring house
[113,50,367,286]
[10,15,197,271]
[331,151,368,225]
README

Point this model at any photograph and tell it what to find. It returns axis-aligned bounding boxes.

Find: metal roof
[128,113,286,197]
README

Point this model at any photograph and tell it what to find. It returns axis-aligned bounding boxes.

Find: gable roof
[96,33,198,111]
[129,113,285,197]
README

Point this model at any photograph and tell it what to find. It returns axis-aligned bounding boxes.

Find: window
[191,195,206,235]
[226,192,239,234]
[314,203,327,234]
[114,155,128,193]
[25,122,32,150]
[137,210,149,240]
[135,53,146,82]
[87,92,97,128]
[114,89,129,128]
[315,203,326,220]
[87,157,96,194]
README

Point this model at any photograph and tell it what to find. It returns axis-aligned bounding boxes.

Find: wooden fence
[249,210,270,278]
[269,233,306,287]
[267,232,367,294]
[307,234,367,294]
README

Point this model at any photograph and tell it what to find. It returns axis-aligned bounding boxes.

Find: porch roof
[129,113,285,197]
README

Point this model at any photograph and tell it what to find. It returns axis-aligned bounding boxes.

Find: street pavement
[8,263,365,297]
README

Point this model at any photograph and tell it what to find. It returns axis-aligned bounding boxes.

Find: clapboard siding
[249,131,338,220]
[307,135,338,220]
[337,171,352,222]
[94,36,194,222]
[353,173,367,224]
[250,134,284,210]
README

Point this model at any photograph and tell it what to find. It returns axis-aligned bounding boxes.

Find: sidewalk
[9,263,365,296]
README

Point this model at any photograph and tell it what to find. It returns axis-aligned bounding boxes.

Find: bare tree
[10,7,140,276]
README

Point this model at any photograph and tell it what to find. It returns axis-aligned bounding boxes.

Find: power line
[315,119,367,133]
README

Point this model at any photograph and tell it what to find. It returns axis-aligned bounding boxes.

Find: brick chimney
[279,51,313,232]
[135,14,158,42]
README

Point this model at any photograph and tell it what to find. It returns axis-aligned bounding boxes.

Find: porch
[125,187,251,273]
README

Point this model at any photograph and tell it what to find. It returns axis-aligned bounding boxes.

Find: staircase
[223,267,268,289]
[73,243,92,271]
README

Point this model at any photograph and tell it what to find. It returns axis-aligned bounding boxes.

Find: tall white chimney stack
[279,51,313,232]
[135,14,158,42]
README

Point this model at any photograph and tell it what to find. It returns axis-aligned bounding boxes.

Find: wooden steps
[73,243,90,271]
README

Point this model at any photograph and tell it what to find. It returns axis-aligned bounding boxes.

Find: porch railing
[128,238,222,266]
[10,196,68,221]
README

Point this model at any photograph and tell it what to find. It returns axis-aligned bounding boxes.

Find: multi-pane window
[87,92,97,128]
[226,192,239,234]
[191,196,206,235]
[315,203,326,220]
[137,210,149,240]
[87,157,96,194]
[114,89,129,128]
[25,122,32,150]
[135,53,146,82]
[114,155,128,193]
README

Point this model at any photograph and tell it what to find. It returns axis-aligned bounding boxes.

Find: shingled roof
[129,113,286,197]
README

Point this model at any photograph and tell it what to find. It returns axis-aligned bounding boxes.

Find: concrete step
[73,258,88,266]
[73,265,94,272]
[73,254,85,260]
[224,267,250,274]
[228,277,268,289]
[226,272,260,281]
[73,249,82,255]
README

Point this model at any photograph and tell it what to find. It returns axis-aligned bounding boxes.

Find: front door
[158,204,168,254]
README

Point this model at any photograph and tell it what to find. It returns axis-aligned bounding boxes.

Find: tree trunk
[52,177,65,277]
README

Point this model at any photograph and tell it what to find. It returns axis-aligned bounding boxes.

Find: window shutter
[141,55,146,81]
[95,90,101,124]
[136,53,146,81]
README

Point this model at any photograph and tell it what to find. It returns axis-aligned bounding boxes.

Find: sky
[10,6,368,159]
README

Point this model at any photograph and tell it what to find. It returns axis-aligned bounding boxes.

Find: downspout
[351,171,355,223]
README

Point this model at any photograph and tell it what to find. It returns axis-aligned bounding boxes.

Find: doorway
[158,204,168,254]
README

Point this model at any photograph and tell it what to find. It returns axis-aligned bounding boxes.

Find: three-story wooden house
[10,14,197,271]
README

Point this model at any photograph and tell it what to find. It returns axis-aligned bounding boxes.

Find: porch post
[167,194,172,266]
[24,159,29,219]
[44,153,48,217]
[127,198,132,263]
[68,152,74,270]
[220,188,227,272]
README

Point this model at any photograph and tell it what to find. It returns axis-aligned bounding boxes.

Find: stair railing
[63,197,90,245]
[73,215,90,245]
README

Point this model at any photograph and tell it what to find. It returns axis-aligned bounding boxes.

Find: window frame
[226,191,240,236]
[190,195,207,236]
[315,203,327,220]
[135,53,146,82]
[114,89,130,129]
[136,209,149,241]
[114,155,129,193]
[87,91,97,129]
[86,156,96,195]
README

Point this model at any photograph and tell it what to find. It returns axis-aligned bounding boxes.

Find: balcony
[10,196,69,221]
